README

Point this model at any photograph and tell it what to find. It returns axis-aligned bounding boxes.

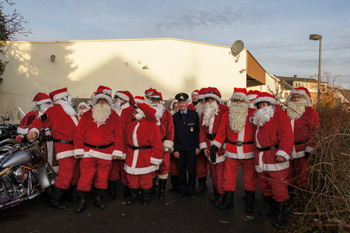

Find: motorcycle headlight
[14,167,29,182]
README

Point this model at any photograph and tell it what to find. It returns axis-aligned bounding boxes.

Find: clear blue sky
[4,0,350,88]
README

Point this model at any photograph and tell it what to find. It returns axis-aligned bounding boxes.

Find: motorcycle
[0,115,18,149]
[0,135,57,210]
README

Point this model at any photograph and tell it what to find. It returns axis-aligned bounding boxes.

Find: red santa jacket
[157,109,174,149]
[113,105,137,159]
[199,104,229,164]
[74,109,119,160]
[124,118,163,175]
[213,108,256,159]
[29,104,78,160]
[17,111,40,135]
[254,108,294,173]
[287,107,320,159]
[188,103,196,110]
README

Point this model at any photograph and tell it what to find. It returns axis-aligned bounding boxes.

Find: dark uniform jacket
[173,108,200,152]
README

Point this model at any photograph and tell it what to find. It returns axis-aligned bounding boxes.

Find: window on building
[295,82,301,87]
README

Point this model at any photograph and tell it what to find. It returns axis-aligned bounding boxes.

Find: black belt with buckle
[84,142,114,149]
[259,144,279,152]
[129,145,153,150]
[207,133,217,141]
[294,140,308,145]
[45,136,53,141]
[228,140,254,147]
[53,139,74,145]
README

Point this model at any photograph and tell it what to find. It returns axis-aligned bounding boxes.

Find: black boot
[244,190,255,213]
[274,201,286,229]
[213,193,225,207]
[75,191,88,213]
[127,188,138,205]
[152,177,158,194]
[124,185,130,201]
[209,186,219,201]
[195,177,208,194]
[169,176,179,192]
[159,179,167,200]
[218,191,234,210]
[142,188,152,206]
[94,189,106,209]
[50,185,67,209]
[108,180,118,201]
[64,185,77,203]
[260,196,277,215]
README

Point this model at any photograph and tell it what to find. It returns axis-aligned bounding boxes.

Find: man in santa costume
[199,87,228,207]
[252,92,294,228]
[74,85,119,213]
[134,96,146,104]
[109,90,136,200]
[28,87,79,209]
[144,88,157,104]
[188,89,199,110]
[121,103,163,205]
[211,88,257,212]
[195,87,210,194]
[149,91,174,199]
[168,98,180,191]
[247,90,260,109]
[77,102,90,118]
[284,87,319,196]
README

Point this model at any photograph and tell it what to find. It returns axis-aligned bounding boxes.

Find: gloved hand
[210,145,218,163]
[304,152,311,159]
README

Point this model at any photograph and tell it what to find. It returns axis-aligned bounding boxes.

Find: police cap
[175,93,189,102]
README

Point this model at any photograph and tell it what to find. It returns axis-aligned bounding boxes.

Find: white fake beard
[229,102,249,132]
[196,102,205,118]
[249,103,256,109]
[39,103,52,114]
[150,104,165,126]
[285,99,307,120]
[202,101,219,127]
[252,105,275,127]
[92,103,111,125]
[111,99,122,112]
[56,99,78,116]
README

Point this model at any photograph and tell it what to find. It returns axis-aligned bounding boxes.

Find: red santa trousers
[222,158,257,192]
[196,151,208,178]
[55,157,79,189]
[257,169,289,202]
[209,162,225,194]
[287,158,309,188]
[77,158,112,191]
[127,173,153,189]
[108,160,121,181]
[157,152,170,175]
[169,154,179,176]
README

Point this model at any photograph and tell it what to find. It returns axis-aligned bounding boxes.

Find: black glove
[304,152,311,159]
[210,145,218,163]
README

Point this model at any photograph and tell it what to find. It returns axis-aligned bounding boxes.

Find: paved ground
[0,170,276,233]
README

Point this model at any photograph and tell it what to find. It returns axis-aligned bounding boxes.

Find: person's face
[258,102,269,109]
[97,99,108,105]
[232,99,243,104]
[192,94,198,102]
[151,100,161,105]
[205,97,215,104]
[249,99,255,104]
[79,105,88,111]
[178,101,188,112]
[173,103,179,111]
[292,94,301,102]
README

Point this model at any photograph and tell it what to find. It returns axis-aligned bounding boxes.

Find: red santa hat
[150,91,164,104]
[230,88,249,103]
[191,89,199,96]
[204,87,221,103]
[33,93,52,105]
[135,103,157,123]
[134,96,145,104]
[247,90,261,101]
[197,87,208,100]
[253,92,276,108]
[290,87,312,105]
[170,99,178,110]
[144,88,157,97]
[92,85,113,106]
[114,90,136,106]
[49,87,71,102]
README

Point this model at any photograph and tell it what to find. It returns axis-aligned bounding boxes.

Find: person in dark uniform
[172,93,200,199]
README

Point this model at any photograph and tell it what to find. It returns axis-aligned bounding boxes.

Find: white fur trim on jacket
[208,154,225,164]
[81,150,112,160]
[276,149,290,161]
[112,150,125,159]
[291,151,306,159]
[17,127,29,135]
[74,149,84,157]
[212,140,222,149]
[56,150,74,160]
[224,151,255,159]
[150,157,163,165]
[124,164,159,175]
[255,160,289,173]
[199,142,208,150]
[305,146,314,153]
[163,140,174,152]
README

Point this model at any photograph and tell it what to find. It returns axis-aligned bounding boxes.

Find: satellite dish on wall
[231,40,244,56]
